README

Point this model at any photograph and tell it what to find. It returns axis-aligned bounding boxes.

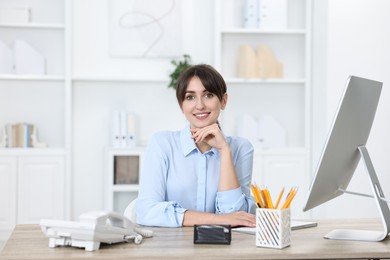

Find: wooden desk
[1,219,389,260]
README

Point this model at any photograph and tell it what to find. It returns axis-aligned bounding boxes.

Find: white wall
[71,0,214,217]
[312,0,390,218]
[70,0,390,219]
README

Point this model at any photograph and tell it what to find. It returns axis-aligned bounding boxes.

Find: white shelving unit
[0,0,71,231]
[104,148,145,214]
[0,0,314,224]
[214,0,312,218]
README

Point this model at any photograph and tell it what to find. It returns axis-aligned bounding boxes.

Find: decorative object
[31,127,47,148]
[238,44,283,79]
[257,45,283,79]
[108,0,182,57]
[237,114,286,149]
[238,45,258,79]
[257,115,286,148]
[168,54,192,90]
[0,125,7,148]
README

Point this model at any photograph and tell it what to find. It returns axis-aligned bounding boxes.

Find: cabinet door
[0,157,17,230]
[17,156,65,224]
[258,154,307,218]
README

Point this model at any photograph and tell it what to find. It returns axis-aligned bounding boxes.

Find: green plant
[168,54,192,90]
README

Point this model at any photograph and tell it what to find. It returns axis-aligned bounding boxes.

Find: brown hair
[176,64,227,108]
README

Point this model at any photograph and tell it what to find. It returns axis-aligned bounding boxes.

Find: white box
[256,208,291,249]
[257,0,287,29]
[0,8,31,23]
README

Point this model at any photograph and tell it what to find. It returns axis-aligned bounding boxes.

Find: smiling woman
[135,64,256,228]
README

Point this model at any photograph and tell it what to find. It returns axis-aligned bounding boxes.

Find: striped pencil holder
[256,208,291,249]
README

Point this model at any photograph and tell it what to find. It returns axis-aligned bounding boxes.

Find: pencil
[281,187,298,209]
[274,187,285,209]
[251,184,265,208]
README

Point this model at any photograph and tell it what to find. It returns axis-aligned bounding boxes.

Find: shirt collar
[180,124,220,157]
[180,124,197,156]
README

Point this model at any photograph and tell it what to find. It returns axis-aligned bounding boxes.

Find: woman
[136,64,256,227]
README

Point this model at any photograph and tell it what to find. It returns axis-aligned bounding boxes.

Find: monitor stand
[324,145,390,242]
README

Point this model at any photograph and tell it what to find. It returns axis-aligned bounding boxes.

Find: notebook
[232,220,317,235]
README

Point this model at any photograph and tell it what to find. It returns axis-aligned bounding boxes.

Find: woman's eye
[205,93,214,99]
[185,95,195,100]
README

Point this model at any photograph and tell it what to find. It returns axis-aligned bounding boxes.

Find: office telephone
[40,211,153,251]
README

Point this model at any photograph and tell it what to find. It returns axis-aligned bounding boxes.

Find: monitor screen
[303,75,383,212]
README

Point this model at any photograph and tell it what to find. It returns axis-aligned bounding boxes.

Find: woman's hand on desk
[183,210,256,227]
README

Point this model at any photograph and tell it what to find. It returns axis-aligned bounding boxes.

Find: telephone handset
[40,211,153,251]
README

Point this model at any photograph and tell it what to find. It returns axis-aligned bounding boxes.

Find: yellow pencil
[251,184,265,208]
[281,187,298,209]
[262,187,274,209]
[274,187,285,209]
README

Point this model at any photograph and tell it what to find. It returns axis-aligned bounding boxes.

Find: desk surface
[1,219,389,260]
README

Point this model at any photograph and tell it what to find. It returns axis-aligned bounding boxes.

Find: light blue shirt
[135,125,255,227]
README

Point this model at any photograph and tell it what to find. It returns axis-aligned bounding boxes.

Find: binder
[243,0,257,29]
[111,111,121,148]
[257,0,287,29]
[126,113,136,148]
[14,40,46,75]
[0,40,13,74]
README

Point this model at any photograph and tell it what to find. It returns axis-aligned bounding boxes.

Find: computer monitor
[303,76,390,241]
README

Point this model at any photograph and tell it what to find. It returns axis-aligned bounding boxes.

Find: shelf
[221,28,306,35]
[112,185,139,192]
[0,23,65,29]
[72,77,168,83]
[0,75,65,81]
[0,148,67,156]
[225,78,306,84]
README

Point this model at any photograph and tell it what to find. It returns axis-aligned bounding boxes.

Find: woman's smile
[194,112,210,120]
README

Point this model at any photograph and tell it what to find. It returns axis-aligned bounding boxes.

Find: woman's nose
[195,98,205,110]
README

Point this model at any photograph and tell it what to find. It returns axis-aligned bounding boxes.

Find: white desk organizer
[256,208,291,249]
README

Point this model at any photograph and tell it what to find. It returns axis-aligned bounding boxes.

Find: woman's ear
[221,93,228,110]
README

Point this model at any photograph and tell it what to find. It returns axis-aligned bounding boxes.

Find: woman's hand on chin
[191,123,228,151]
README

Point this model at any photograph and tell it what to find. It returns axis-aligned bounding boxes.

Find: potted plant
[168,54,192,90]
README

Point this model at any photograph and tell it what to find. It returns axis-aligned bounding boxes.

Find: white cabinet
[214,0,311,148]
[0,0,70,147]
[215,0,312,216]
[104,148,144,214]
[0,150,66,230]
[0,0,70,224]
[252,149,308,218]
[17,155,65,223]
[0,157,17,229]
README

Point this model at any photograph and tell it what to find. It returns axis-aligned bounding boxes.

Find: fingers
[235,211,256,227]
[223,211,256,227]
[191,124,221,144]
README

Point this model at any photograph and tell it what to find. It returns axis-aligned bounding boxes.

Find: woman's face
[181,76,227,129]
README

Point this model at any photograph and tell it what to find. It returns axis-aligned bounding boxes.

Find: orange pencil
[251,184,265,208]
[281,187,298,209]
[274,187,285,209]
[262,187,274,209]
